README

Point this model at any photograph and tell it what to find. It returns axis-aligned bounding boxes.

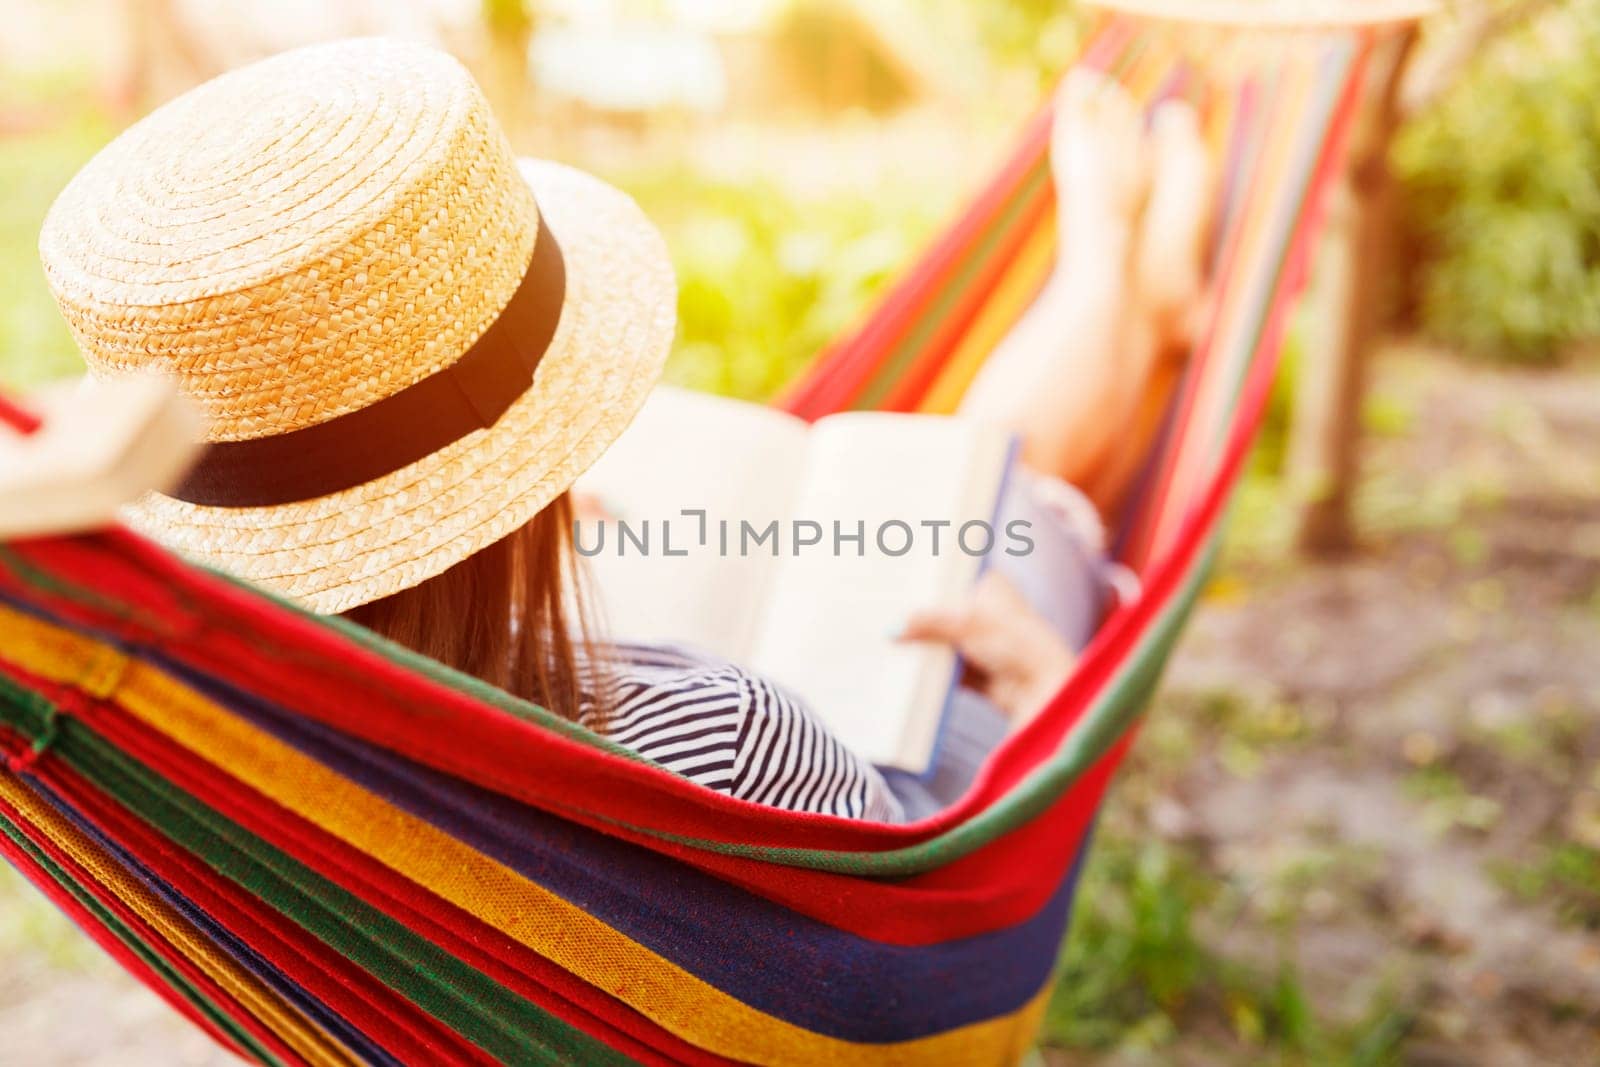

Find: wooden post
[1288,28,1418,556]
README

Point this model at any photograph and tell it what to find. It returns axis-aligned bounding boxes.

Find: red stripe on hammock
[0,394,43,436]
[779,115,1052,420]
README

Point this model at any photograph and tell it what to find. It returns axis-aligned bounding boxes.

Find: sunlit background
[2,0,1085,400]
[3,1,1600,1064]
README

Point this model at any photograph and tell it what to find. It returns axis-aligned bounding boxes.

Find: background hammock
[0,12,1393,1067]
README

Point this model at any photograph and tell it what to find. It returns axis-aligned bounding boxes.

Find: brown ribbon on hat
[170,214,566,508]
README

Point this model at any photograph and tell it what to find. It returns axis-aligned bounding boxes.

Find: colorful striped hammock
[0,15,1382,1066]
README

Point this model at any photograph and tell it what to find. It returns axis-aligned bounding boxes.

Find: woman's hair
[343,492,604,723]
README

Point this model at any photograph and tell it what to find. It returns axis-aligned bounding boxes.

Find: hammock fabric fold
[0,16,1372,1066]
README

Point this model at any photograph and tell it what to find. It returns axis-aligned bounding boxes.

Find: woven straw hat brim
[123,158,676,614]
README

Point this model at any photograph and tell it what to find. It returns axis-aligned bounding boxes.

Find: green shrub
[1394,2,1600,361]
[0,113,110,389]
[949,0,1081,90]
[771,3,917,113]
[618,168,942,401]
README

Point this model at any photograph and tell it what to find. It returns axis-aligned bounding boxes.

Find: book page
[748,414,1014,771]
[576,386,810,662]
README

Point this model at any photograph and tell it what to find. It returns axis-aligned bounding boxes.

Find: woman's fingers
[899,573,1077,726]
[900,574,1022,650]
[898,605,971,646]
[900,587,1023,675]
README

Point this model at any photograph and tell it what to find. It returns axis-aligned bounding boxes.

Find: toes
[1052,71,1097,137]
[1049,69,1155,260]
[1135,101,1216,330]
[1054,69,1139,139]
[1146,100,1213,236]
[1051,70,1149,184]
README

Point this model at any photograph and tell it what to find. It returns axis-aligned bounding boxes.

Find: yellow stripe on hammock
[0,772,360,1067]
[918,210,1057,415]
[0,604,1049,1067]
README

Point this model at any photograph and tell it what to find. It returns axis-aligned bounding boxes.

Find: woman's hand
[900,572,1076,728]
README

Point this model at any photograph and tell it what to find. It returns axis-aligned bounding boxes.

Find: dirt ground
[2,344,1598,1064]
[1042,344,1600,1065]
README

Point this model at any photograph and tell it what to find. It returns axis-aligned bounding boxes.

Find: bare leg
[958,72,1213,512]
[1082,99,1217,513]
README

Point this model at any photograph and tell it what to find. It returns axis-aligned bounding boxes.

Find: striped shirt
[582,643,904,822]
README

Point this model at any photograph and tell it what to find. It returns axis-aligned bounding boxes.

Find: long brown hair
[343,492,604,723]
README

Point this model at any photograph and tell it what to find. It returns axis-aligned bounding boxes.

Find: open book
[576,386,1017,774]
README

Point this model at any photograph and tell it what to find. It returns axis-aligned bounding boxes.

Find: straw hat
[40,37,675,614]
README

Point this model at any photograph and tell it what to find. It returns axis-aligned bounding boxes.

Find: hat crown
[40,38,539,442]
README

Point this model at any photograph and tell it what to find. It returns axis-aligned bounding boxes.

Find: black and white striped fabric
[583,643,904,823]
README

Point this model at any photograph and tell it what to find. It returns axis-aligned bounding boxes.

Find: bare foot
[958,73,1213,504]
[1050,69,1149,283]
[959,71,1154,484]
[1134,99,1215,345]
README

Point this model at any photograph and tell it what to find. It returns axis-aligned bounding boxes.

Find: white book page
[576,386,810,662]
[749,413,1012,770]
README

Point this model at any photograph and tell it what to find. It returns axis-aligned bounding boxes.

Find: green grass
[1404,765,1504,836]
[1039,829,1415,1065]
[1042,837,1209,1051]
[613,165,943,402]
[0,111,112,389]
[1491,841,1600,930]
[1037,676,1414,1065]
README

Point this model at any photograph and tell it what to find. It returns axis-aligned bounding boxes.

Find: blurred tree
[771,2,919,113]
[943,0,1080,87]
